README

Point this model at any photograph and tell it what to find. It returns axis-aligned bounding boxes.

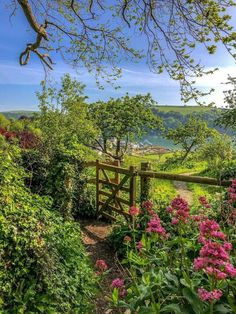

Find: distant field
[157,105,218,115]
[0,111,37,119]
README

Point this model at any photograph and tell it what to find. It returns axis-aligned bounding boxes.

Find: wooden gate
[95,160,136,220]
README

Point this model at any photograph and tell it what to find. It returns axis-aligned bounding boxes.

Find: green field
[156,105,218,115]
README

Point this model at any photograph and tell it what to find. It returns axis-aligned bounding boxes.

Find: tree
[166,116,216,162]
[216,76,236,130]
[90,94,161,160]
[6,0,236,102]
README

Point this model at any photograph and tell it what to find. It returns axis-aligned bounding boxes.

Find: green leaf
[160,303,182,313]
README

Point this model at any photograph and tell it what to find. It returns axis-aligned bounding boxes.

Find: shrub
[109,194,236,313]
[0,146,97,313]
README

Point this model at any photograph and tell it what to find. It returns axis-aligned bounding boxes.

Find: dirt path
[173,172,195,204]
[80,219,124,314]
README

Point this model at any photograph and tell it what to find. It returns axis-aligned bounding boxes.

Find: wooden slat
[83,161,97,167]
[99,211,117,221]
[99,162,132,175]
[99,190,130,206]
[129,166,136,207]
[100,175,130,212]
[99,201,131,218]
[137,171,232,187]
[99,179,130,192]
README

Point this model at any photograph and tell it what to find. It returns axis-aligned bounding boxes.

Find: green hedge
[0,146,96,313]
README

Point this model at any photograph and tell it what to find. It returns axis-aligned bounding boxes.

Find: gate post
[129,166,136,207]
[96,159,101,214]
[140,162,151,204]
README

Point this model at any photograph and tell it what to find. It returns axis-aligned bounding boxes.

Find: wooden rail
[83,160,232,220]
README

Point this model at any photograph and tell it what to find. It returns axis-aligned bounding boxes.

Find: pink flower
[198,288,223,302]
[111,278,124,288]
[146,216,167,238]
[95,259,108,273]
[199,196,211,208]
[124,235,132,243]
[172,218,179,225]
[167,196,190,224]
[129,206,140,216]
[225,263,236,278]
[223,242,232,251]
[136,241,143,250]
[142,200,153,211]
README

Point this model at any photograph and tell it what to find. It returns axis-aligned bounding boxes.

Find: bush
[109,195,236,313]
[0,146,97,313]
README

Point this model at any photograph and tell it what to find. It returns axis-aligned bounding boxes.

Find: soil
[80,219,125,314]
[173,180,193,204]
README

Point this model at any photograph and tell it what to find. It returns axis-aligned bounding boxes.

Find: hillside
[157,105,219,115]
[0,110,37,119]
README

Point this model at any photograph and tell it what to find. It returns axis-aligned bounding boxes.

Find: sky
[0,2,236,111]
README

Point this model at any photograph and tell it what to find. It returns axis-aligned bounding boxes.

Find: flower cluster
[228,179,236,204]
[198,288,223,302]
[111,278,127,297]
[167,196,190,224]
[194,219,236,301]
[198,220,225,244]
[199,196,211,208]
[142,200,155,215]
[146,215,168,238]
[95,259,108,275]
[129,206,140,216]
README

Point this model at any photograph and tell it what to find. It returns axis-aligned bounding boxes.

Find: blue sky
[0,2,236,111]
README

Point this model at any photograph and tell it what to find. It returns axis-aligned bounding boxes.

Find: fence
[84,160,232,220]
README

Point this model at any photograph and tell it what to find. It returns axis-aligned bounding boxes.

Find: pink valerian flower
[223,242,233,252]
[136,241,143,250]
[95,259,108,273]
[129,206,140,216]
[199,196,211,208]
[146,216,168,238]
[111,278,127,298]
[124,235,132,243]
[167,196,190,224]
[111,278,124,288]
[199,220,226,243]
[142,200,156,216]
[198,288,223,302]
[225,263,236,278]
[228,179,236,203]
[228,209,236,225]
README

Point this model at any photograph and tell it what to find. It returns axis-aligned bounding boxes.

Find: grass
[156,105,219,115]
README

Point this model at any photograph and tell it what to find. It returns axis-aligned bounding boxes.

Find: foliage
[90,93,161,160]
[7,0,236,102]
[109,194,236,313]
[198,134,234,176]
[0,144,97,313]
[216,76,236,130]
[24,74,98,217]
[166,117,216,162]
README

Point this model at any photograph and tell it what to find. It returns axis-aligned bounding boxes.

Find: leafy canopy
[90,93,161,160]
[7,0,236,102]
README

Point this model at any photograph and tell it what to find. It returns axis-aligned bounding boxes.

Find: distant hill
[157,105,219,115]
[0,111,37,119]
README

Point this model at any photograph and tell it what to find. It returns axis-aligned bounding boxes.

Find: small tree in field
[166,117,215,162]
[90,94,161,161]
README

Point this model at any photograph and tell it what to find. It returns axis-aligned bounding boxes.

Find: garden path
[173,172,195,204]
[80,219,124,314]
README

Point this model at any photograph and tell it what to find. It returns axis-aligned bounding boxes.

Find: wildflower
[199,219,225,243]
[167,196,190,224]
[146,216,167,238]
[95,259,108,273]
[225,263,236,278]
[136,241,143,250]
[171,218,179,225]
[223,242,232,251]
[198,288,223,302]
[124,235,132,243]
[129,206,140,216]
[199,196,211,208]
[111,278,124,289]
[142,200,153,211]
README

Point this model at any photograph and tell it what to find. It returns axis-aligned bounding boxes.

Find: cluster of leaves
[0,142,97,313]
[109,196,236,313]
